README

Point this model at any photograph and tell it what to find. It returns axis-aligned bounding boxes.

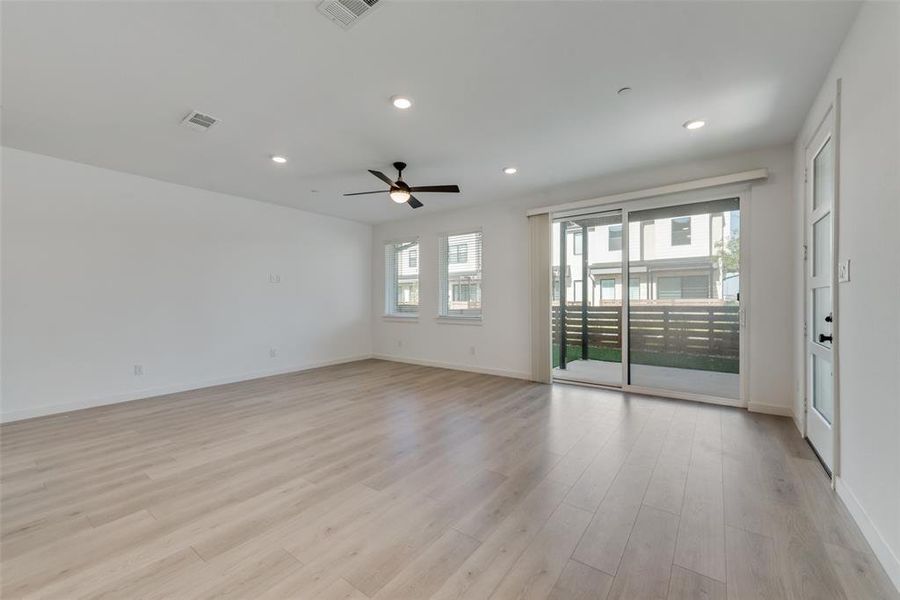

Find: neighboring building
[552,209,739,306]
[391,234,483,314]
[444,235,482,312]
[395,243,419,312]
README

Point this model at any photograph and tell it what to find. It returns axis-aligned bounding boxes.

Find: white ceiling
[2,1,858,224]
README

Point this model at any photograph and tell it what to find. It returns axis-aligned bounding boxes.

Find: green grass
[552,344,738,374]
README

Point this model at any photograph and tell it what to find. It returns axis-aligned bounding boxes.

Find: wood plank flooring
[1,359,896,599]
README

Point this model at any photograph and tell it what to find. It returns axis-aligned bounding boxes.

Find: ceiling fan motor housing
[343,162,459,209]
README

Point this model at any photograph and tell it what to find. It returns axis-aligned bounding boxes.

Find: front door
[806,112,836,473]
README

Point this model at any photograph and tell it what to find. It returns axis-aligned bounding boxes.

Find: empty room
[1,1,898,599]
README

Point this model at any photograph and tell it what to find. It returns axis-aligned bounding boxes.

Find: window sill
[383,314,419,322]
[435,316,483,326]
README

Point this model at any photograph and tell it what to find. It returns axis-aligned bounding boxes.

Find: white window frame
[437,229,483,323]
[384,238,420,319]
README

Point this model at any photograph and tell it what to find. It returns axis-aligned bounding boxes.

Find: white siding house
[552,208,739,306]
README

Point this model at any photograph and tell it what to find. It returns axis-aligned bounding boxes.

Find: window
[600,279,616,300]
[448,243,468,264]
[608,225,622,251]
[572,231,583,255]
[671,216,692,246]
[452,283,480,302]
[552,267,560,301]
[573,280,583,300]
[384,240,419,315]
[629,278,641,300]
[440,231,482,318]
[657,275,710,299]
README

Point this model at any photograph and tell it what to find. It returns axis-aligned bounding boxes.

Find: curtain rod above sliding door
[526,169,768,216]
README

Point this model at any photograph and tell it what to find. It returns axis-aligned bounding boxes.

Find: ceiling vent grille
[181,110,219,131]
[317,0,380,29]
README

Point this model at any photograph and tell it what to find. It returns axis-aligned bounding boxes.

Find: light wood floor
[1,360,896,600]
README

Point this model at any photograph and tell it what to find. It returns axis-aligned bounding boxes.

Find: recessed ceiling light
[503,167,518,175]
[271,155,288,164]
[391,96,412,110]
[683,119,706,130]
[617,87,632,96]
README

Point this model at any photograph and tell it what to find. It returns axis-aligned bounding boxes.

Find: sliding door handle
[818,334,833,343]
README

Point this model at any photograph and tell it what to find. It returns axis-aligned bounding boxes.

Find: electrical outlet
[269,348,277,358]
[838,260,850,283]
[133,364,143,376]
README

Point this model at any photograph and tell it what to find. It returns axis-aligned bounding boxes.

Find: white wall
[1,148,372,422]
[374,200,532,379]
[793,2,900,588]
[372,144,796,414]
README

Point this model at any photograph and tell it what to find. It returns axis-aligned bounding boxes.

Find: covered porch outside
[552,302,741,399]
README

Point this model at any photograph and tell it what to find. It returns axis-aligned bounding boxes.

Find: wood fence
[552,304,739,360]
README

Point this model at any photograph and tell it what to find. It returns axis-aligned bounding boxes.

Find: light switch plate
[838,259,850,283]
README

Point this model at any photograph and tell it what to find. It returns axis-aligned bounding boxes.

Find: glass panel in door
[806,131,835,471]
[552,211,623,386]
[627,198,741,399]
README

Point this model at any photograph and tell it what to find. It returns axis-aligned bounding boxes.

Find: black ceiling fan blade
[408,185,460,193]
[407,196,424,209]
[368,170,395,186]
[343,190,387,196]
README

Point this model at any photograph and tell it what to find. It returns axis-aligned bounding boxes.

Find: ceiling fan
[344,162,460,209]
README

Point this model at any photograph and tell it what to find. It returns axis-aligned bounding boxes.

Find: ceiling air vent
[317,0,380,29]
[181,110,219,131]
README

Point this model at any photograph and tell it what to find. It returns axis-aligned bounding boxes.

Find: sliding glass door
[552,210,623,386]
[550,196,743,403]
[627,198,741,400]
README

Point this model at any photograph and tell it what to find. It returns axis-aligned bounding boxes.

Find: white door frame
[550,185,751,409]
[803,81,841,478]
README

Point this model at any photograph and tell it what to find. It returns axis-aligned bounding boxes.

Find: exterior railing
[551,303,740,361]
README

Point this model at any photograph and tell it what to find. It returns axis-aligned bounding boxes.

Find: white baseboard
[371,354,532,381]
[0,354,373,424]
[835,477,900,593]
[793,411,805,435]
[747,402,794,417]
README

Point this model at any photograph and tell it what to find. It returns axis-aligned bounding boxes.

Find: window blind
[384,240,419,315]
[439,231,482,318]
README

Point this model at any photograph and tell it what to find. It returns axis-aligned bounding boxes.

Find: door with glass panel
[551,210,623,386]
[627,198,741,400]
[806,117,836,472]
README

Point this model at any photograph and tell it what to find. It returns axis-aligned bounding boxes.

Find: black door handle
[818,334,833,343]
[825,314,833,323]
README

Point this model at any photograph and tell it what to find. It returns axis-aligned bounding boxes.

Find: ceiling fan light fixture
[390,189,411,203]
[391,96,412,110]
